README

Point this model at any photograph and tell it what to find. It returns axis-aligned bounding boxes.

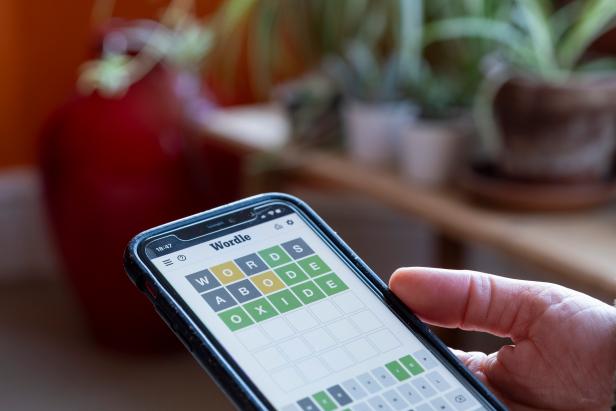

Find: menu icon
[162,259,173,267]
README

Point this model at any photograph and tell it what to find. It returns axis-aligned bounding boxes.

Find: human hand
[389,267,616,411]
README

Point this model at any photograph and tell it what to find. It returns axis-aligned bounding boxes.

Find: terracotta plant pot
[493,76,616,182]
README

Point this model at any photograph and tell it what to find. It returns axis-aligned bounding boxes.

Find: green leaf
[558,0,616,69]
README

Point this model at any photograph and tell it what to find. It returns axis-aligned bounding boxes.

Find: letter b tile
[227,279,262,303]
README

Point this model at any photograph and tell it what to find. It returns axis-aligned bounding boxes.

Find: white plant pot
[343,101,416,167]
[400,119,469,186]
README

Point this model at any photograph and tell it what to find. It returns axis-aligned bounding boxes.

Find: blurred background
[2,0,616,409]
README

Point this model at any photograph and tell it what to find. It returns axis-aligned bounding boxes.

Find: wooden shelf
[201,105,616,295]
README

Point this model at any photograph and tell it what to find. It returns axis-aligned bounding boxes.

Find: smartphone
[125,193,506,411]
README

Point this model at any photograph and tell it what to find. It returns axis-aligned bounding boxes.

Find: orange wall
[0,0,220,169]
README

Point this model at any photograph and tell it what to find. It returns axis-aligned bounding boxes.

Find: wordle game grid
[185,238,350,331]
[183,237,484,410]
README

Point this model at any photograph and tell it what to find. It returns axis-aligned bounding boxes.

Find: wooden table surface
[202,105,616,296]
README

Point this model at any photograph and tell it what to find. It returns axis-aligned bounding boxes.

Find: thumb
[389,267,543,339]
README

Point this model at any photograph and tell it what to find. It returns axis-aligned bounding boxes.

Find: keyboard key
[314,273,349,296]
[413,349,439,370]
[412,376,437,398]
[351,402,371,411]
[297,357,329,382]
[259,245,292,267]
[303,328,336,351]
[275,262,309,286]
[396,383,422,404]
[281,238,315,259]
[234,253,268,275]
[286,309,318,332]
[426,371,451,391]
[280,404,300,411]
[250,271,286,294]
[372,366,397,387]
[367,395,394,411]
[218,307,253,331]
[327,318,359,342]
[226,279,262,303]
[313,391,338,411]
[382,389,408,410]
[445,388,477,410]
[385,360,411,381]
[203,288,238,312]
[332,292,364,313]
[297,255,331,277]
[310,300,342,323]
[243,297,278,322]
[185,269,220,292]
[416,404,436,411]
[327,384,353,406]
[297,397,319,411]
[399,354,424,376]
[345,338,378,362]
[291,281,327,304]
[210,261,245,284]
[341,378,368,401]
[431,397,454,411]
[356,372,382,394]
[260,316,293,340]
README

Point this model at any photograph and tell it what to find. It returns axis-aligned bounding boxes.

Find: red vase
[39,61,224,352]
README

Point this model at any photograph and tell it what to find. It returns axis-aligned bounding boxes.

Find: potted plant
[321,0,422,167]
[395,1,511,186]
[428,0,616,182]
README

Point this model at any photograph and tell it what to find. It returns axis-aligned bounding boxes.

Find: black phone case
[124,192,507,411]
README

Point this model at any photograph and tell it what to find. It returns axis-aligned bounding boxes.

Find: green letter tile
[258,245,292,268]
[218,307,253,331]
[291,281,326,305]
[274,262,309,286]
[313,391,337,411]
[243,298,278,322]
[268,289,302,313]
[297,255,331,277]
[399,354,424,376]
[314,273,348,296]
[385,360,411,381]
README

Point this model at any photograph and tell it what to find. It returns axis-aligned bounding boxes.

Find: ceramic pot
[400,118,469,186]
[493,75,616,182]
[343,100,416,167]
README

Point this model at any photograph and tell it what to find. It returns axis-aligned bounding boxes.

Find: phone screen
[144,201,491,411]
